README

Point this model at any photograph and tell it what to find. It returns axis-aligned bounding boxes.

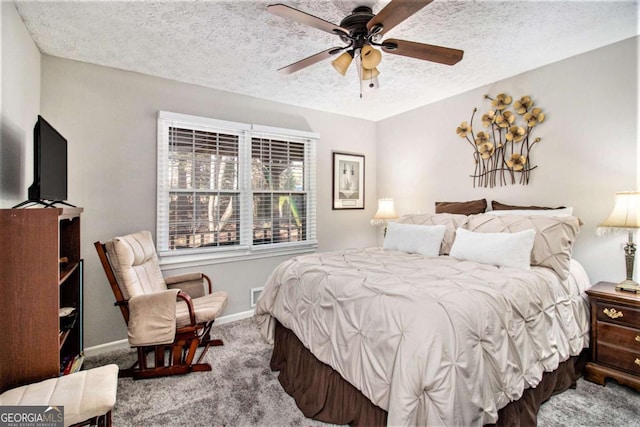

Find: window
[157,111,317,260]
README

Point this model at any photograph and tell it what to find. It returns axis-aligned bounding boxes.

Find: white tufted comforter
[255,248,591,426]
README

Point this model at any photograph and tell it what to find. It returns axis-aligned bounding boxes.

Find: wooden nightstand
[585,281,640,391]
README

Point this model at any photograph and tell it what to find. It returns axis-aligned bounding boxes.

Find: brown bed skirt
[271,321,588,426]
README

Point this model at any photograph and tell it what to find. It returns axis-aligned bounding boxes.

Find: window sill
[158,241,318,270]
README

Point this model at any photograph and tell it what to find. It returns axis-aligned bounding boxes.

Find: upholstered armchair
[94,231,228,379]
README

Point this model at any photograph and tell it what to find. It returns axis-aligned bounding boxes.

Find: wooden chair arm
[176,290,196,326]
[203,274,212,294]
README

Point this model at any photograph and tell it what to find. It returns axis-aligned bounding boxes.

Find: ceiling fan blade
[267,4,349,36]
[277,47,343,74]
[381,39,464,65]
[367,0,434,36]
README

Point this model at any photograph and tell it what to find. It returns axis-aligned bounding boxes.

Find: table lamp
[600,191,640,292]
[371,198,398,236]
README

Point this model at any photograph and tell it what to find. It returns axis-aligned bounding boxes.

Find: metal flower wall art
[456,93,546,188]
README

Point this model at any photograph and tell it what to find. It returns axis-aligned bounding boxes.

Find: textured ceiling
[14,0,640,121]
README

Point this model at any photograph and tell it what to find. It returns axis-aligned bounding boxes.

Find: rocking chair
[94,231,228,379]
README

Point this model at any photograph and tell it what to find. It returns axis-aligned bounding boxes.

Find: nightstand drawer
[598,342,640,375]
[596,300,640,328]
[597,321,640,349]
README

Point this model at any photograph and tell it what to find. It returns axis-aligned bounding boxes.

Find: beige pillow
[465,214,581,279]
[397,213,469,255]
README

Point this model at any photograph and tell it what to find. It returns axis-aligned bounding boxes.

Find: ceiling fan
[266,0,464,93]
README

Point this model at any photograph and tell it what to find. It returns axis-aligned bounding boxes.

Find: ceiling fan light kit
[355,55,380,91]
[361,44,382,70]
[267,0,464,96]
[332,51,354,76]
[361,67,380,81]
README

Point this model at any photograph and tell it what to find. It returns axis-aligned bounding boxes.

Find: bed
[255,212,591,426]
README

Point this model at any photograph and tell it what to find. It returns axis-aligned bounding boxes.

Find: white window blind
[157,111,317,258]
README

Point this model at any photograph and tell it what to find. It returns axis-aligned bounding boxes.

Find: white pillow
[383,222,446,257]
[449,227,536,270]
[486,207,573,217]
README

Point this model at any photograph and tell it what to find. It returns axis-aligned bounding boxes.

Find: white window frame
[157,111,318,267]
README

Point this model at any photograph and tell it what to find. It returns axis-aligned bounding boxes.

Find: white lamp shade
[373,198,398,220]
[600,191,640,229]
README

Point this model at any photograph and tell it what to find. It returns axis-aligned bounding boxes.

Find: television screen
[28,115,68,202]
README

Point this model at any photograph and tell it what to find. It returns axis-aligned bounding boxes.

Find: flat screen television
[15,115,70,208]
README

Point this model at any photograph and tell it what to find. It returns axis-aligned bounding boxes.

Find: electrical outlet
[250,287,264,308]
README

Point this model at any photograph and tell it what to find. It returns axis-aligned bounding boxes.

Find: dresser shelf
[60,261,79,285]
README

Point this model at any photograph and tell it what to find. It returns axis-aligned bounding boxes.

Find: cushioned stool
[0,364,118,427]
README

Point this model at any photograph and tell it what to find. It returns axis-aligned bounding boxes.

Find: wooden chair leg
[69,410,112,427]
[199,321,213,347]
[183,337,200,365]
[155,345,165,368]
[196,338,224,364]
[172,341,183,366]
[138,347,147,370]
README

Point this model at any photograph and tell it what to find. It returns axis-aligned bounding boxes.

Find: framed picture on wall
[332,152,365,210]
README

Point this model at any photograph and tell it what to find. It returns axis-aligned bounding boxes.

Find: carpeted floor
[85,317,639,426]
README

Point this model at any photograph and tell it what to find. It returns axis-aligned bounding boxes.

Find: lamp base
[615,279,640,293]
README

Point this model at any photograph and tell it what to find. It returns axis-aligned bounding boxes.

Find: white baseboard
[215,309,254,325]
[84,338,130,357]
[84,309,255,357]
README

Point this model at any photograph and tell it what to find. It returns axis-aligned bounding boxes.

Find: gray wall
[0,2,40,206]
[3,2,639,348]
[376,36,639,285]
[39,56,378,347]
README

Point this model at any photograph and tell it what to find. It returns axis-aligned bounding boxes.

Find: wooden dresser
[585,281,640,391]
[0,207,84,393]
